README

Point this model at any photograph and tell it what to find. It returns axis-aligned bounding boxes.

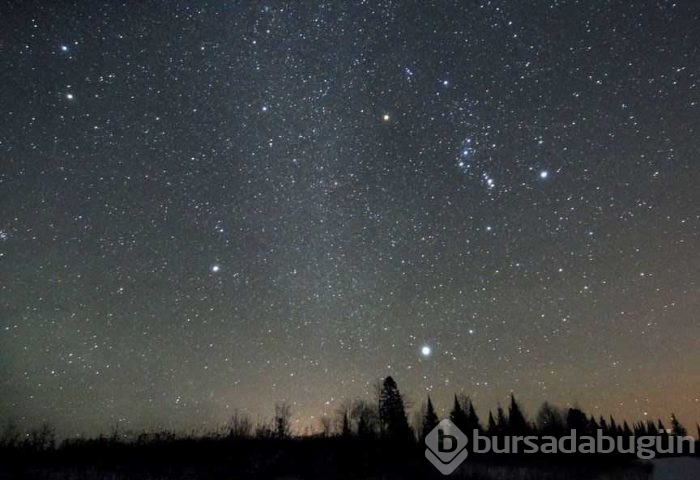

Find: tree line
[1,376,697,452]
[226,376,697,447]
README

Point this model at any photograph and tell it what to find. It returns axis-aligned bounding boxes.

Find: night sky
[1,1,698,437]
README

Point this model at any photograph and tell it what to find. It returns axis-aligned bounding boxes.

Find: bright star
[61,45,69,52]
[211,265,221,273]
[539,170,549,179]
[66,93,74,100]
[382,113,390,122]
[421,345,432,357]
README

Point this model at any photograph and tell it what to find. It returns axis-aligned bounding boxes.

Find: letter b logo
[425,419,469,475]
[438,429,458,453]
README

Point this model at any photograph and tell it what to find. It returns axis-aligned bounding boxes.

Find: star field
[0,1,699,436]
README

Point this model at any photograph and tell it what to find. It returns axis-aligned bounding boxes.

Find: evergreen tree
[495,406,508,436]
[449,395,469,432]
[378,376,412,441]
[341,412,351,437]
[622,421,633,437]
[566,408,589,436]
[670,413,687,436]
[352,399,378,438]
[609,416,619,436]
[487,411,497,436]
[536,402,564,437]
[589,415,599,433]
[466,398,482,433]
[599,416,608,435]
[646,420,657,436]
[421,396,439,441]
[508,394,528,435]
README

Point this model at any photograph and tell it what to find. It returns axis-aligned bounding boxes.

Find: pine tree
[508,394,528,435]
[487,411,497,436]
[622,421,633,437]
[670,413,687,436]
[495,406,507,435]
[646,420,656,436]
[352,399,378,438]
[589,415,599,433]
[609,416,619,436]
[449,395,469,432]
[378,376,412,441]
[466,399,482,433]
[421,396,439,441]
[599,416,608,435]
[536,402,564,437]
[341,412,351,437]
[566,408,589,436]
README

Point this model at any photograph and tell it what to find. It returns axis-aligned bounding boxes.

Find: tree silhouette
[646,420,656,436]
[507,394,528,435]
[227,410,253,438]
[449,395,469,432]
[487,410,497,435]
[335,400,353,437]
[622,421,633,437]
[537,402,564,437]
[378,376,412,441]
[609,416,619,436]
[589,415,599,433]
[670,413,687,436]
[319,415,332,437]
[598,416,608,435]
[351,399,379,438]
[488,405,507,436]
[341,412,351,437]
[274,402,292,439]
[566,408,589,436]
[466,398,482,433]
[421,396,439,441]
